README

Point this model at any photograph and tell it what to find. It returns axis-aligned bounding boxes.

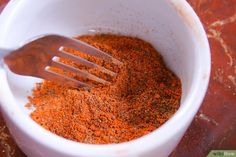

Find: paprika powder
[27,34,182,144]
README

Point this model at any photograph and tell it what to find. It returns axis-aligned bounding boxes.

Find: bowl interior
[0,0,198,115]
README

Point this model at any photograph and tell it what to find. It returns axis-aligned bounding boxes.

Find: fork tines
[44,38,122,88]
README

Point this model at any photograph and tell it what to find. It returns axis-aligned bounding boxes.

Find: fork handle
[0,48,13,59]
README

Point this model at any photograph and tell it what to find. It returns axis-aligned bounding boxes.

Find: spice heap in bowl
[27,34,182,144]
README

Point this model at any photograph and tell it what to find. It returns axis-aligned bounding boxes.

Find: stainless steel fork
[0,34,122,88]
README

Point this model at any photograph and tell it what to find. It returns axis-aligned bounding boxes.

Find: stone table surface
[0,0,235,157]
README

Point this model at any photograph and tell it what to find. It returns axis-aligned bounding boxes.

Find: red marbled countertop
[0,0,235,157]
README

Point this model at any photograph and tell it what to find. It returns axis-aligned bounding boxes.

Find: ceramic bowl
[0,0,210,157]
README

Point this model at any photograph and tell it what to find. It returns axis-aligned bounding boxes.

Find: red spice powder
[27,34,182,144]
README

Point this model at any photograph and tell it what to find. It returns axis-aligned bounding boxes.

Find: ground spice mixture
[27,34,182,144]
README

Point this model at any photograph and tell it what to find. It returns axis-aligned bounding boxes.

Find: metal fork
[0,35,122,88]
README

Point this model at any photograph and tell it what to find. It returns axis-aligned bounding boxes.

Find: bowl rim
[0,0,211,156]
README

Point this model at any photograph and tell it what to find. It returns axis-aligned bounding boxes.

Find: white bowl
[0,0,210,157]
